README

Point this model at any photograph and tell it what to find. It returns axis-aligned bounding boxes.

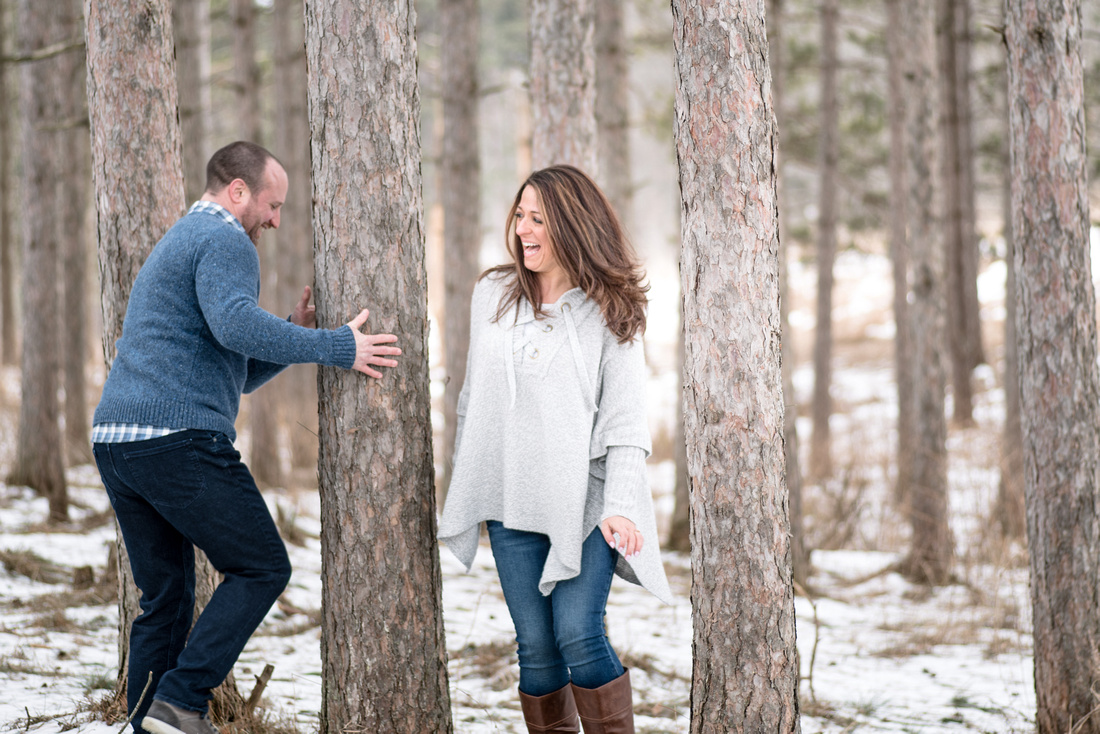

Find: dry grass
[0,547,71,584]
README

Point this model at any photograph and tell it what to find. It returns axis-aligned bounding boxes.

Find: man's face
[240,160,288,244]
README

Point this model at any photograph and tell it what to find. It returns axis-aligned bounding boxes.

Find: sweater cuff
[330,325,358,370]
[601,445,646,521]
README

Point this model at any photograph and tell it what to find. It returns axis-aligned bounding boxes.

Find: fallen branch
[244,664,275,717]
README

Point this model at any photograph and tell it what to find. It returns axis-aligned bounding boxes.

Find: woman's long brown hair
[484,165,648,343]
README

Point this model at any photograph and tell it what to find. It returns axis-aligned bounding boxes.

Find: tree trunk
[1006,1,1100,731]
[440,0,480,499]
[231,0,262,143]
[11,0,68,521]
[529,0,597,172]
[595,0,631,229]
[898,0,951,586]
[667,302,689,552]
[885,0,915,508]
[672,0,800,730]
[173,0,212,204]
[809,0,838,482]
[769,0,807,587]
[0,0,15,367]
[60,0,92,466]
[272,0,318,476]
[305,2,453,730]
[953,0,982,376]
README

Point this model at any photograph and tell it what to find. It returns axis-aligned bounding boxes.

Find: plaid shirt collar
[189,200,247,236]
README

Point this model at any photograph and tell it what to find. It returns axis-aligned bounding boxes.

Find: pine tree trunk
[440,0,480,499]
[953,0,982,375]
[1006,1,1100,731]
[11,0,68,521]
[809,0,838,481]
[899,0,951,586]
[595,0,631,227]
[272,0,318,477]
[672,0,800,730]
[232,0,262,143]
[305,2,453,730]
[173,0,211,204]
[667,303,689,552]
[529,0,597,171]
[0,0,15,367]
[885,0,915,508]
[60,11,92,466]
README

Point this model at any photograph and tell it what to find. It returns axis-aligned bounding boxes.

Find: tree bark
[898,0,952,586]
[10,0,69,521]
[305,1,453,730]
[231,0,262,143]
[667,302,689,552]
[529,0,597,172]
[885,0,915,508]
[173,0,211,204]
[1006,1,1100,731]
[595,0,631,228]
[809,0,838,482]
[672,0,800,730]
[0,0,15,367]
[59,0,92,466]
[272,0,318,476]
[440,0,480,499]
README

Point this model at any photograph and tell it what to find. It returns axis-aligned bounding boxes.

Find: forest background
[0,0,1099,731]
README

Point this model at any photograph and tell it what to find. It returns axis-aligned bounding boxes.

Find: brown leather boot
[519,683,581,733]
[571,669,634,733]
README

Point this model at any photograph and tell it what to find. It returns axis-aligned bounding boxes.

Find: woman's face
[514,185,564,281]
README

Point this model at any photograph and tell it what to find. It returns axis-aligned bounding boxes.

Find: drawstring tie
[503,299,597,413]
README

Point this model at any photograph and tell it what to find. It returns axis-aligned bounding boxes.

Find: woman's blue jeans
[93,430,291,728]
[487,520,624,696]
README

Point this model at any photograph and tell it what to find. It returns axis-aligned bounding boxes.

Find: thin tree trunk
[84,0,185,701]
[11,0,68,521]
[0,0,15,367]
[898,0,951,586]
[60,1,92,465]
[232,0,262,143]
[667,302,689,552]
[440,0,480,499]
[1006,1,1100,731]
[595,0,631,228]
[886,0,915,507]
[272,0,317,476]
[809,0,837,481]
[173,0,211,204]
[672,0,800,730]
[529,0,597,171]
[954,0,982,375]
[305,1,453,729]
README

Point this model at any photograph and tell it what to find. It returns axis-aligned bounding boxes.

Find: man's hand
[291,286,317,328]
[347,309,401,378]
[600,515,642,558]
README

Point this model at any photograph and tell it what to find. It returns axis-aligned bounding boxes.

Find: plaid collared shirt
[91,423,181,444]
[188,200,246,235]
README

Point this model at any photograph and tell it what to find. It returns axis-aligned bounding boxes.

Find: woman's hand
[600,515,643,558]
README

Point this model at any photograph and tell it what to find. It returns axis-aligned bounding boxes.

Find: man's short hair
[204,141,281,195]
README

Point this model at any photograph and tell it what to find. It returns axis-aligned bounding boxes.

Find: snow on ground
[0,247,1040,732]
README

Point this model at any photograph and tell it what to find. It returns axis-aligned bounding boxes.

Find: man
[91,141,400,734]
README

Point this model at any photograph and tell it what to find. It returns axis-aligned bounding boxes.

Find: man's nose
[270,210,281,229]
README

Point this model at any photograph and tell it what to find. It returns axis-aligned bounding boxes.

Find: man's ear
[227,178,251,205]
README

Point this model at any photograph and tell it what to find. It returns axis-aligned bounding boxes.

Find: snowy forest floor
[0,248,1040,733]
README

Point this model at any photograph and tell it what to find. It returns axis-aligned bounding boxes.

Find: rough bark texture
[672,0,800,730]
[885,0,915,507]
[595,0,631,228]
[440,0,480,498]
[172,0,211,203]
[84,0,185,699]
[272,0,318,475]
[1005,1,1099,731]
[59,0,92,465]
[11,0,69,521]
[809,0,837,481]
[529,0,597,172]
[305,2,453,730]
[0,0,14,367]
[898,0,951,586]
[939,0,975,424]
[769,0,806,587]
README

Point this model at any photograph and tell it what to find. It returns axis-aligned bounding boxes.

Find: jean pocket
[122,436,207,510]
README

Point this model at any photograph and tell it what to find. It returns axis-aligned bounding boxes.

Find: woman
[439,165,672,733]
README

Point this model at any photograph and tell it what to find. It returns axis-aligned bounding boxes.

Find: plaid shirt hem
[91,424,182,444]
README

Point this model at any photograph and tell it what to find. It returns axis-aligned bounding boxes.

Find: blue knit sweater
[93,207,356,441]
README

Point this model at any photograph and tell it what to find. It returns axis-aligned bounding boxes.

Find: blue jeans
[93,430,291,726]
[487,521,624,696]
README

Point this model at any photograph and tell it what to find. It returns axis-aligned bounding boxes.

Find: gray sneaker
[141,700,219,734]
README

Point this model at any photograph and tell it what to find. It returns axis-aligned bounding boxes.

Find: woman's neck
[537,271,574,305]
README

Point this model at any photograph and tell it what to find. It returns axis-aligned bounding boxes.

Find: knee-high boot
[570,669,634,734]
[519,683,581,733]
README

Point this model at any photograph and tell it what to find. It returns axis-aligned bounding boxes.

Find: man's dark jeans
[93,430,291,728]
